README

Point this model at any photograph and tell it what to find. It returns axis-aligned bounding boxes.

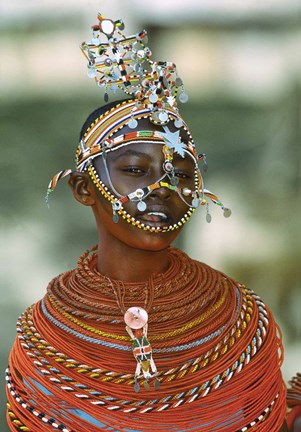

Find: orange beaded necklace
[7,247,287,431]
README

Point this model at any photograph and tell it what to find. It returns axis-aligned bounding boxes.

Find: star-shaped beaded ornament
[159,126,186,158]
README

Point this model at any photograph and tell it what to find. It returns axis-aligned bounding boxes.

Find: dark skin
[69,121,289,430]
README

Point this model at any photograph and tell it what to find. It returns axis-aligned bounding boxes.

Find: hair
[79,98,131,140]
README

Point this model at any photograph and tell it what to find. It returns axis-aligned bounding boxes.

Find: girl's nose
[149,182,171,201]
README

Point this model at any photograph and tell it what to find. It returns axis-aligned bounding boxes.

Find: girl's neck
[96,241,170,283]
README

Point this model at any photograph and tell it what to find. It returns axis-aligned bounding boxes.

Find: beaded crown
[46,13,231,224]
[80,14,189,125]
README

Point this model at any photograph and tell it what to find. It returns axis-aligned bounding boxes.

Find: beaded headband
[46,14,231,230]
[75,100,196,173]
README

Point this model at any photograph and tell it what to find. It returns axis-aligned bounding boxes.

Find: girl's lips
[138,212,168,223]
[136,210,171,226]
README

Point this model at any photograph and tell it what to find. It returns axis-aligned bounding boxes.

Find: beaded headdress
[47,14,231,231]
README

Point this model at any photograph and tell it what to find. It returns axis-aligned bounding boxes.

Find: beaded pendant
[124,307,160,393]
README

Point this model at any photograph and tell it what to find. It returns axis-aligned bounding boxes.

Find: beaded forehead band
[76,100,196,172]
[46,14,231,230]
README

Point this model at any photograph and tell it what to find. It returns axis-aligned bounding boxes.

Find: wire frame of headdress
[80,14,189,125]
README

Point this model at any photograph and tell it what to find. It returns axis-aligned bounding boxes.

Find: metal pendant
[149,93,158,103]
[223,208,232,218]
[179,92,188,103]
[137,200,147,211]
[113,213,119,224]
[192,197,200,208]
[170,176,179,186]
[124,307,160,393]
[174,118,183,128]
[128,118,138,129]
[206,212,212,223]
[158,111,168,122]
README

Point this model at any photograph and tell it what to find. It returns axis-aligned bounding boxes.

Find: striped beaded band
[6,372,72,432]
[5,369,281,432]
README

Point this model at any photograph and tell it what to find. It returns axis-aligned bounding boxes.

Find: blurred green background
[1,0,300,429]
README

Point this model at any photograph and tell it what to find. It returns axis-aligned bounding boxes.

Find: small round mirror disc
[124,307,148,329]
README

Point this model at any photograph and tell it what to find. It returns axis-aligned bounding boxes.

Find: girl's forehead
[112,118,191,142]
[109,142,161,159]
[104,142,196,169]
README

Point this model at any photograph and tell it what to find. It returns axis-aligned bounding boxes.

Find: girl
[7,14,292,431]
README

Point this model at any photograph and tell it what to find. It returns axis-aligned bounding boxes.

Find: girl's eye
[174,171,191,179]
[122,167,145,174]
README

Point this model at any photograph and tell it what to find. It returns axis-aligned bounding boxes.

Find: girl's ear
[68,171,96,206]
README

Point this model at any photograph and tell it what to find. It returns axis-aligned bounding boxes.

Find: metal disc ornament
[149,93,158,103]
[174,118,183,128]
[91,37,100,46]
[206,213,212,223]
[154,378,160,390]
[110,83,118,93]
[223,208,232,218]
[192,197,200,208]
[87,68,97,78]
[158,111,168,122]
[124,307,148,329]
[144,381,150,391]
[128,118,138,129]
[179,92,189,103]
[137,201,147,211]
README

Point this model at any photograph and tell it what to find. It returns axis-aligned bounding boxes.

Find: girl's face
[90,122,196,252]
